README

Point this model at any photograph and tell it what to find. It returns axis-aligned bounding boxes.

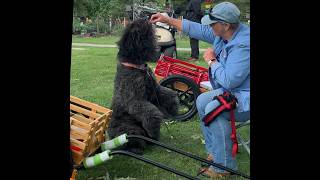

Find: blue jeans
[196,89,250,173]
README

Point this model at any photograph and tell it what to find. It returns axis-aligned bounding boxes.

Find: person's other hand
[203,48,216,63]
[150,13,169,24]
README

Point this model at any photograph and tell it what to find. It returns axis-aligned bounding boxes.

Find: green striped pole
[83,150,112,168]
[101,134,128,151]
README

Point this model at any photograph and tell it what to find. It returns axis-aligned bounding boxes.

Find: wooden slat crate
[70,95,112,165]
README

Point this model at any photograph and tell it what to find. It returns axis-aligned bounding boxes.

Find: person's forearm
[166,17,183,31]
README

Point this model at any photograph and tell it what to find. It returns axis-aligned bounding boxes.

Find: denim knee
[196,93,207,112]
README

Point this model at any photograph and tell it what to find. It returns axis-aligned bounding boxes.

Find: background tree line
[73,0,249,35]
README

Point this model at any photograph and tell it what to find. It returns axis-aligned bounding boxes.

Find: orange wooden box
[70,95,112,165]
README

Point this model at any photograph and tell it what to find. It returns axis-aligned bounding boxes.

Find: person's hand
[203,48,217,66]
[150,13,169,24]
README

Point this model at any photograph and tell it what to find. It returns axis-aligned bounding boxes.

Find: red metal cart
[154,55,211,121]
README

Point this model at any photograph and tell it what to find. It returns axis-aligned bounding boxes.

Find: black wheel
[163,46,177,59]
[160,75,201,121]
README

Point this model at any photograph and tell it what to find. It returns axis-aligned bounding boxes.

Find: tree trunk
[109,17,112,30]
[105,19,107,34]
[96,16,100,34]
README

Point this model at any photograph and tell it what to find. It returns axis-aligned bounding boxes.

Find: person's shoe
[201,154,214,167]
[207,154,213,161]
[197,167,230,178]
[186,57,198,61]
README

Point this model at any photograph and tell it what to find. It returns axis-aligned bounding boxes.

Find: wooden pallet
[70,95,112,165]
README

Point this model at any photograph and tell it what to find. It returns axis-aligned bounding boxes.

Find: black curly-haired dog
[107,19,179,155]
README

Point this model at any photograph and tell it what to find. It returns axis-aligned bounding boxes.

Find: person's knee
[196,93,207,111]
[204,100,220,115]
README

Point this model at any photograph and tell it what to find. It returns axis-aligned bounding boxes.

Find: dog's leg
[107,120,147,155]
[124,128,147,155]
[156,85,180,117]
[128,100,163,140]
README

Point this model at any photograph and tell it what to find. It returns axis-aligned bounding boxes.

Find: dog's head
[117,19,156,65]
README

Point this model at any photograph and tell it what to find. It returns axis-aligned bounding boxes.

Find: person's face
[210,22,230,36]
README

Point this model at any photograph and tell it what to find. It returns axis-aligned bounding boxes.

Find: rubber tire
[163,46,177,59]
[159,75,201,121]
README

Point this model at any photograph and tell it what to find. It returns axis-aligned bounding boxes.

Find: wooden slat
[70,96,113,166]
[71,113,92,123]
[70,138,86,150]
[173,81,189,92]
[89,121,96,127]
[70,134,84,141]
[97,119,105,126]
[71,170,77,179]
[88,144,100,155]
[70,117,91,131]
[70,125,89,140]
[87,123,99,154]
[71,125,89,134]
[94,114,107,123]
[96,129,105,143]
[89,109,97,121]
[72,150,84,165]
[95,128,103,136]
[104,114,111,129]
[70,104,100,119]
[70,95,111,114]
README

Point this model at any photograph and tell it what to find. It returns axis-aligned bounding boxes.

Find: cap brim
[201,15,217,25]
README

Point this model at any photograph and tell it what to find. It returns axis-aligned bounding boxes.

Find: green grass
[71,47,117,108]
[175,36,212,49]
[72,36,121,45]
[71,39,250,180]
[72,35,212,49]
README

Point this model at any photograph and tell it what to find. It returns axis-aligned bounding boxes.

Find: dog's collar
[121,62,148,71]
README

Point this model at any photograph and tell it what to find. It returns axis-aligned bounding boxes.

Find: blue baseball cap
[201,2,240,25]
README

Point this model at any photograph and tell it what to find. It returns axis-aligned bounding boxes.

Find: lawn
[71,38,250,180]
[72,35,212,49]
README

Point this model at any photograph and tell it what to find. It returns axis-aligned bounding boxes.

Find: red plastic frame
[154,55,209,85]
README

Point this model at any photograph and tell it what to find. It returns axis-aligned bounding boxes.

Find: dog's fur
[107,19,179,154]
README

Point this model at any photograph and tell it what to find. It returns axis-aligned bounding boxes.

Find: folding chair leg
[237,133,250,155]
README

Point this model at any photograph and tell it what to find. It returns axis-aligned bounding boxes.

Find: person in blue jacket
[151,1,250,178]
